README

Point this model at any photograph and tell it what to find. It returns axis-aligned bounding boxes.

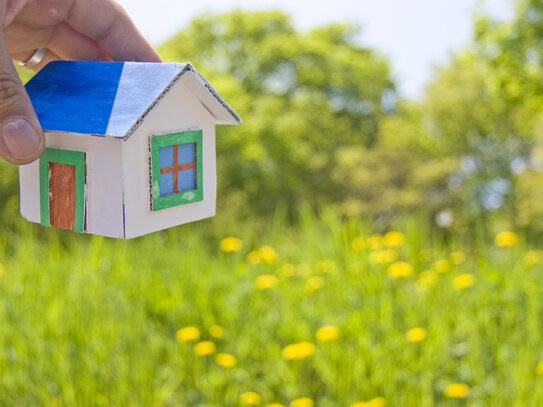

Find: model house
[19,61,242,238]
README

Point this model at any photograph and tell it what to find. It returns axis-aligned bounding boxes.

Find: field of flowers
[0,211,542,406]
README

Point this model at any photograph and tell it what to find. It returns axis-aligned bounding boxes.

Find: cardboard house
[19,61,242,239]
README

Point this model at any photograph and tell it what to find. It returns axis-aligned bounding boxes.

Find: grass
[0,210,542,406]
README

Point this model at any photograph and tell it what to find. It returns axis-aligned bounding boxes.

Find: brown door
[49,162,76,230]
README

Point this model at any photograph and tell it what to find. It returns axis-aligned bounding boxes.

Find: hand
[0,0,162,164]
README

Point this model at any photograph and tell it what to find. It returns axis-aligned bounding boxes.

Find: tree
[159,11,396,214]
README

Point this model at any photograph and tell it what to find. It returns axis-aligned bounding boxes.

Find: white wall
[121,76,217,239]
[19,132,125,238]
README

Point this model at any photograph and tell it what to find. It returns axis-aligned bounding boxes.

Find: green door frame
[39,148,86,233]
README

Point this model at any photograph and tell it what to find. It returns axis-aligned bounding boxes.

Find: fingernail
[1,118,43,160]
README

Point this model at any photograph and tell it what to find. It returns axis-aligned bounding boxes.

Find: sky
[117,0,514,100]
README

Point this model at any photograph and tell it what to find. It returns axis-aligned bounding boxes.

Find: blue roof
[25,61,234,138]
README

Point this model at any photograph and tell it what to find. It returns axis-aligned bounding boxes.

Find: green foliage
[159,11,395,214]
[0,213,542,405]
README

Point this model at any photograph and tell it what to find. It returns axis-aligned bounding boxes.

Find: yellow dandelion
[347,264,360,275]
[258,246,278,264]
[256,274,279,289]
[419,249,433,262]
[215,352,237,368]
[524,282,536,296]
[406,327,427,343]
[453,273,475,290]
[387,262,413,279]
[315,260,335,274]
[290,398,314,407]
[367,234,383,250]
[193,341,216,356]
[278,264,296,278]
[450,251,466,265]
[316,326,339,342]
[525,250,543,266]
[432,259,450,273]
[296,263,311,276]
[444,383,470,398]
[384,231,405,247]
[220,237,243,252]
[350,397,386,407]
[494,231,518,247]
[369,249,398,265]
[352,236,366,251]
[209,324,224,338]
[241,392,262,405]
[282,342,316,360]
[417,270,437,290]
[247,250,261,265]
[536,361,543,375]
[306,276,324,291]
[266,404,285,407]
[175,326,200,342]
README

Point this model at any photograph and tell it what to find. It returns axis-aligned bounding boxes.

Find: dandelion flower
[241,392,262,405]
[367,234,383,250]
[282,342,315,360]
[316,326,339,342]
[406,327,427,343]
[524,250,543,266]
[209,325,224,338]
[290,398,314,407]
[258,246,278,264]
[350,397,386,407]
[247,250,261,265]
[266,404,285,407]
[453,273,475,289]
[384,231,405,247]
[306,276,324,291]
[536,361,543,375]
[220,237,243,252]
[419,249,433,262]
[193,341,216,356]
[256,274,279,289]
[215,353,237,368]
[444,383,470,398]
[176,326,200,342]
[494,231,518,247]
[278,264,296,278]
[296,263,310,276]
[417,270,437,290]
[432,259,450,273]
[369,249,398,265]
[387,262,413,279]
[450,251,466,265]
[315,260,335,274]
[352,236,366,251]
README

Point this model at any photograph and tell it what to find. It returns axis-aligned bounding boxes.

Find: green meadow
[0,211,542,406]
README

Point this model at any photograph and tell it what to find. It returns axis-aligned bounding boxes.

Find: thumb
[0,36,44,164]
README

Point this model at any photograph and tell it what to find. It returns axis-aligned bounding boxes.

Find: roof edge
[122,63,242,141]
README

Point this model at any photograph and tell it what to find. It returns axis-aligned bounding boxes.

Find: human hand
[0,0,161,164]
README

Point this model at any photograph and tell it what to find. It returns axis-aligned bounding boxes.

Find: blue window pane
[159,145,173,168]
[178,168,196,191]
[160,172,173,196]
[178,142,195,165]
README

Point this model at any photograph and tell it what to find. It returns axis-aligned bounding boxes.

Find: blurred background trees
[7,0,543,237]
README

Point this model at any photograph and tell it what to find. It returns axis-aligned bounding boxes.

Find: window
[151,130,203,211]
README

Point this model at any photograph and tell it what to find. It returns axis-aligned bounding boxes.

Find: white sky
[117,0,513,100]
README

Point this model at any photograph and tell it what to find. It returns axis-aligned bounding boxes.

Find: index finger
[67,0,161,62]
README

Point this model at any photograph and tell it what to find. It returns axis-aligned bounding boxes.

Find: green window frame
[39,148,86,233]
[150,130,203,211]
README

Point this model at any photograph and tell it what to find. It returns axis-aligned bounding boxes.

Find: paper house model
[19,61,241,239]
